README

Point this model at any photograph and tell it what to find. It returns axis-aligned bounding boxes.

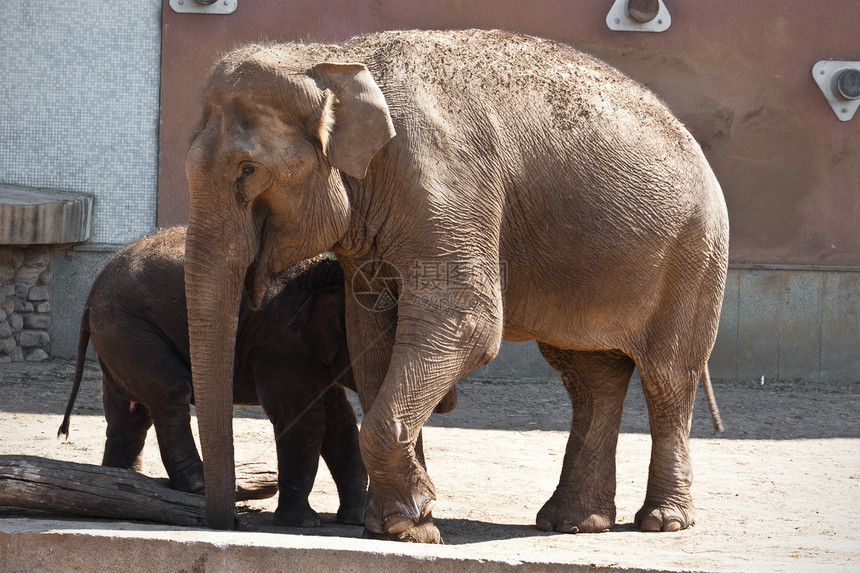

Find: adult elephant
[185,30,729,542]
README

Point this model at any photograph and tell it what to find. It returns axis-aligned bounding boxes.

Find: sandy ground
[1,359,859,571]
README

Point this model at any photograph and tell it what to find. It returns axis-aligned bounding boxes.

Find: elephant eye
[241,164,255,177]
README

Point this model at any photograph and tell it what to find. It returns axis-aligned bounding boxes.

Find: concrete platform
[0,183,92,245]
[1,518,661,573]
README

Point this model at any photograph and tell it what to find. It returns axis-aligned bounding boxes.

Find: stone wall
[0,245,54,362]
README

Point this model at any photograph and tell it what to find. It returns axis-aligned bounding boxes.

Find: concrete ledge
[0,518,656,573]
[0,184,92,245]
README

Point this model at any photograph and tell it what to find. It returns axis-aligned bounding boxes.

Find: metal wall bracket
[813,61,860,121]
[169,0,237,15]
[606,0,671,33]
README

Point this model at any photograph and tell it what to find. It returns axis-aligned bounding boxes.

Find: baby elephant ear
[311,62,396,179]
[288,286,346,366]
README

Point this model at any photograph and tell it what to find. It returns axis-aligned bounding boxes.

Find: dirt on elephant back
[1,358,858,571]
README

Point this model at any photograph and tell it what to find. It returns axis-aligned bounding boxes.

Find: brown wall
[159,0,859,266]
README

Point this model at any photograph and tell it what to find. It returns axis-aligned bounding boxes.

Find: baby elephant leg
[150,401,204,493]
[269,399,326,528]
[101,370,152,472]
[102,345,201,493]
[320,384,366,525]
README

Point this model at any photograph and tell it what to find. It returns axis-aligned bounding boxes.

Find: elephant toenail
[640,516,661,532]
[663,519,682,532]
[384,515,414,534]
[420,499,436,519]
[557,523,579,534]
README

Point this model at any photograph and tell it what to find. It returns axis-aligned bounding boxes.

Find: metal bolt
[628,0,660,23]
[835,69,860,101]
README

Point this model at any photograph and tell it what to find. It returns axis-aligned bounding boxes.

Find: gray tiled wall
[0,1,161,244]
[712,268,860,384]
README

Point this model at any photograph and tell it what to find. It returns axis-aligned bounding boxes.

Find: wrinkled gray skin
[184,30,729,541]
[58,227,367,527]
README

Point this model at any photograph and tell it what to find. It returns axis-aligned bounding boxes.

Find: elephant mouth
[244,258,269,311]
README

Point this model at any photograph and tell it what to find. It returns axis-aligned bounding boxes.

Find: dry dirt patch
[1,359,858,571]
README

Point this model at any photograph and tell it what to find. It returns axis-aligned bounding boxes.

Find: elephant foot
[535,493,614,533]
[363,516,442,544]
[363,465,437,539]
[634,501,695,532]
[336,502,366,525]
[273,501,322,528]
[168,465,205,494]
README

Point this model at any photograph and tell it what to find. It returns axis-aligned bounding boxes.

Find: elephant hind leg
[101,369,152,472]
[633,357,700,532]
[151,403,204,493]
[632,257,724,532]
[535,345,634,533]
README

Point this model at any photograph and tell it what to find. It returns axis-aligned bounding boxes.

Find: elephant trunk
[185,207,256,530]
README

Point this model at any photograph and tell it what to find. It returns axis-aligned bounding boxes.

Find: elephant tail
[701,365,723,434]
[58,306,91,439]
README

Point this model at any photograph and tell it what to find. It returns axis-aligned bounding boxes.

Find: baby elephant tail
[701,365,724,434]
[58,307,91,439]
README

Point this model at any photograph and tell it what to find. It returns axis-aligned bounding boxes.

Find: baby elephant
[59,226,365,527]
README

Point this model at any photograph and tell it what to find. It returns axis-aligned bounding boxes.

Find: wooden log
[235,461,279,501]
[149,462,280,501]
[0,455,206,526]
[0,456,280,526]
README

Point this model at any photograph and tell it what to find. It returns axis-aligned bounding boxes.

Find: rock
[26,286,49,302]
[10,345,23,361]
[0,248,26,269]
[0,301,13,317]
[13,284,28,299]
[13,299,33,314]
[36,302,50,313]
[17,329,49,348]
[0,307,5,322]
[0,336,16,355]
[0,247,12,266]
[0,264,13,283]
[24,314,50,330]
[23,247,51,267]
[24,348,49,362]
[13,266,41,285]
[0,321,12,338]
[9,313,23,332]
[38,270,52,286]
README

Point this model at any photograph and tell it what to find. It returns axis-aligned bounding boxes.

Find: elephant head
[184,46,395,528]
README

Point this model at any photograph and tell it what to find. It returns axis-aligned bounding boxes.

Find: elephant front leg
[360,302,502,543]
[536,346,635,533]
[270,404,326,528]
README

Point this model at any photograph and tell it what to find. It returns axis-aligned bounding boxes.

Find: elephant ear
[311,62,396,179]
[288,286,346,366]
